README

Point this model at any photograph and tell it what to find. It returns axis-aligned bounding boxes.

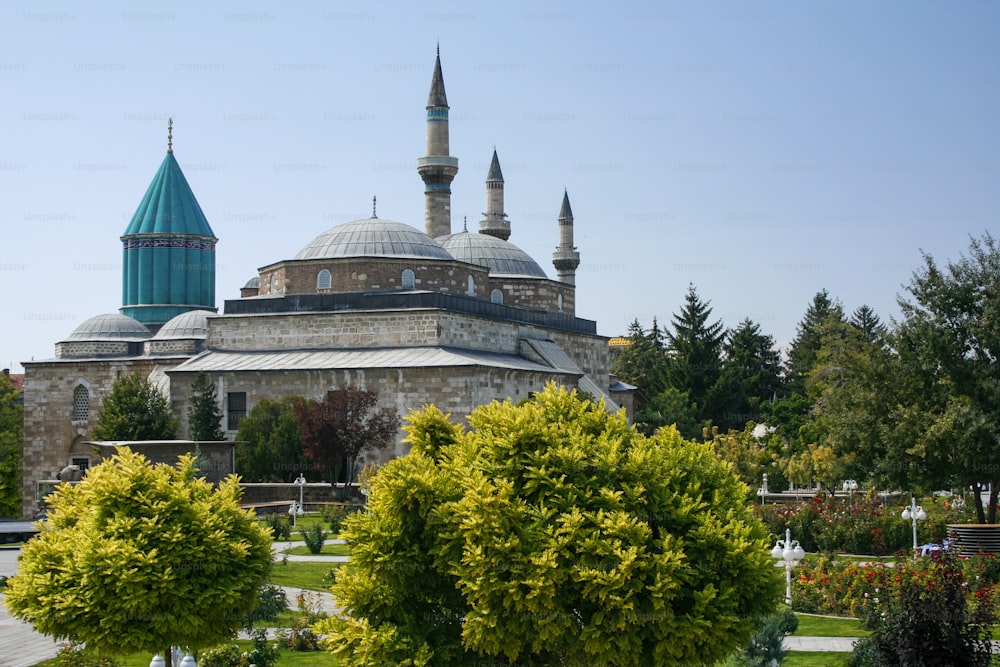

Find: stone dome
[295,217,453,261]
[153,309,211,340]
[67,313,152,341]
[243,276,260,289]
[438,231,547,278]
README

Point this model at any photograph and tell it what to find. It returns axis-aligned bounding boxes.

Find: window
[557,293,563,312]
[401,269,415,289]
[490,289,504,305]
[71,457,90,472]
[317,269,332,290]
[227,392,247,431]
[467,275,475,296]
[72,384,89,422]
[269,275,277,294]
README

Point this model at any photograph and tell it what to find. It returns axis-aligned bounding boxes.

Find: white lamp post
[294,473,307,511]
[901,496,927,555]
[771,528,806,606]
[757,473,769,503]
[150,656,165,667]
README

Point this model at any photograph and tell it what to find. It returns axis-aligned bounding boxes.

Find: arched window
[557,293,563,312]
[467,275,475,296]
[72,384,89,423]
[490,289,504,305]
[317,269,332,290]
[401,269,415,289]
[268,275,277,294]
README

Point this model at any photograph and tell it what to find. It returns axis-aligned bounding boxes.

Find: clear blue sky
[3,1,998,373]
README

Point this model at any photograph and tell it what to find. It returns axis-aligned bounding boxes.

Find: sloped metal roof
[522,338,620,412]
[169,346,570,374]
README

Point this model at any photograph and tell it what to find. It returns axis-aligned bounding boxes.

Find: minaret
[417,46,459,239]
[479,149,510,241]
[552,190,581,285]
[120,119,218,325]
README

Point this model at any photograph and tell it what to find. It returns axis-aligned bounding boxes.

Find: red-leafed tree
[295,387,400,499]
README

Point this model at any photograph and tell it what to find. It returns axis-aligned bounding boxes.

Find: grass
[783,652,852,667]
[268,560,343,591]
[794,614,869,637]
[281,542,351,557]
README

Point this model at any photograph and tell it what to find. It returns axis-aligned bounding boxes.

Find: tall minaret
[479,149,510,240]
[552,190,581,285]
[417,46,459,239]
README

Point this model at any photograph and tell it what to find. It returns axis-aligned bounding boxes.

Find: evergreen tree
[0,372,23,516]
[611,318,668,397]
[719,318,783,430]
[92,373,177,441]
[188,372,225,441]
[664,284,727,431]
[785,289,845,395]
[849,304,887,345]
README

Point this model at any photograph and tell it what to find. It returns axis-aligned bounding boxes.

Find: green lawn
[281,542,351,557]
[794,614,869,637]
[269,560,343,591]
[784,652,851,667]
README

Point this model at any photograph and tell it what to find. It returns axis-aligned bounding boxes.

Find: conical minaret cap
[487,149,504,183]
[558,189,574,221]
[427,50,449,108]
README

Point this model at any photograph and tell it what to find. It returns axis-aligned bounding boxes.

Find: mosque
[20,50,632,519]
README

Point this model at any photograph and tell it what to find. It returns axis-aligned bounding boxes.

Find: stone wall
[21,358,160,518]
[488,277,575,316]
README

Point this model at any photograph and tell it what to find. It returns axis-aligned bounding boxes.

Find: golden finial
[167,117,173,154]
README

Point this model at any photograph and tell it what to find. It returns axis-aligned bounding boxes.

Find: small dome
[243,276,260,289]
[153,309,211,340]
[295,217,453,261]
[67,313,152,341]
[438,231,548,278]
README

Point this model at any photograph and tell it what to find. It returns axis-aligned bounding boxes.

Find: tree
[91,373,177,441]
[295,387,400,498]
[719,318,784,431]
[0,371,23,516]
[235,396,313,482]
[892,233,1000,522]
[317,384,783,666]
[786,290,845,396]
[849,304,886,345]
[664,284,728,434]
[4,449,272,666]
[188,372,224,441]
[611,318,668,397]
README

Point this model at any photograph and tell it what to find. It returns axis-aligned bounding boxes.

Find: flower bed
[756,494,974,555]
[791,552,1000,617]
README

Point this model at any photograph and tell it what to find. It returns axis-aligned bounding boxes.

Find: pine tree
[849,304,886,345]
[664,284,727,431]
[188,372,225,441]
[785,289,845,395]
[719,318,783,430]
[611,318,668,397]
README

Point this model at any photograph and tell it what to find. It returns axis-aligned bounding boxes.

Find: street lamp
[901,496,927,555]
[288,500,304,527]
[294,473,307,511]
[771,528,806,606]
[757,473,770,503]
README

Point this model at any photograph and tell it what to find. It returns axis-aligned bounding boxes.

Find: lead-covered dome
[67,313,152,341]
[295,217,453,261]
[153,309,211,340]
[438,231,547,278]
